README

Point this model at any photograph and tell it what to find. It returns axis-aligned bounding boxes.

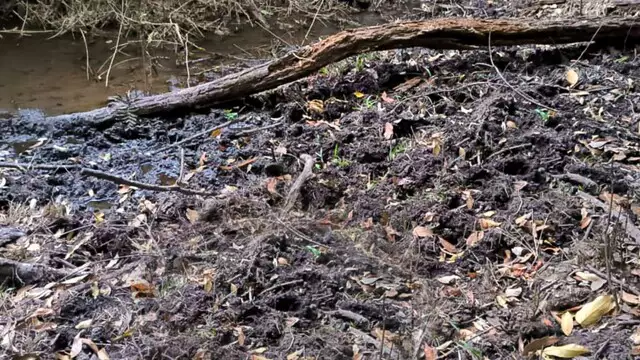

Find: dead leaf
[506,120,517,129]
[96,349,110,360]
[277,257,289,266]
[522,336,559,356]
[230,283,238,295]
[423,345,437,360]
[466,231,484,247]
[383,123,394,140]
[621,291,640,305]
[361,217,373,229]
[412,226,434,238]
[515,213,532,226]
[575,295,616,327]
[505,287,522,298]
[236,327,245,346]
[439,237,457,253]
[463,190,474,209]
[307,99,324,113]
[393,77,421,92]
[381,92,395,103]
[561,312,574,336]
[266,178,278,195]
[479,218,501,229]
[566,68,579,87]
[186,209,200,224]
[437,275,460,285]
[70,334,83,358]
[130,280,155,297]
[542,343,590,358]
[384,226,399,242]
[75,319,92,330]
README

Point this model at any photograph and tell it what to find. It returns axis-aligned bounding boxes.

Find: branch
[0,162,213,196]
[283,154,315,212]
[44,17,640,125]
[0,257,70,286]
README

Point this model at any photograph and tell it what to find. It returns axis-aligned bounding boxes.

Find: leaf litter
[2,2,640,358]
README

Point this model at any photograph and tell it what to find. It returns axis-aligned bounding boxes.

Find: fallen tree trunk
[48,16,640,125]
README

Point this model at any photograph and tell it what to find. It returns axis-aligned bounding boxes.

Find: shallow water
[0,9,404,116]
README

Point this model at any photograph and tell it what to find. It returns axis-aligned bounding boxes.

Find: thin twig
[485,143,532,160]
[283,154,314,212]
[586,265,639,295]
[259,279,303,296]
[301,0,324,46]
[105,0,125,88]
[151,118,239,155]
[0,162,213,196]
[231,121,284,137]
[488,32,556,112]
[79,29,91,81]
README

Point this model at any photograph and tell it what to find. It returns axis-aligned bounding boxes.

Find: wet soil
[3,1,640,360]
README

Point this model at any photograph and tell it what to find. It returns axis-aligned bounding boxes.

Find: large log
[47,17,640,125]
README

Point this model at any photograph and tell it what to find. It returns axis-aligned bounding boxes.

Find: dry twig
[283,154,314,212]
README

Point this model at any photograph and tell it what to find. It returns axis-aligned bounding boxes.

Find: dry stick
[80,29,91,81]
[105,0,125,88]
[485,143,532,160]
[0,257,70,285]
[576,190,640,244]
[232,121,284,137]
[585,265,640,295]
[283,154,315,212]
[151,118,239,155]
[259,279,304,296]
[0,162,213,196]
[487,32,557,112]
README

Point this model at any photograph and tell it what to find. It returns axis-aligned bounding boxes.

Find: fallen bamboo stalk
[45,17,640,125]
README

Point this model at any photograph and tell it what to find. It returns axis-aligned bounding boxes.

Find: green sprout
[223,109,238,120]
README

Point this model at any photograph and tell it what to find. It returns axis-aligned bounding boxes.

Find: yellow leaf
[210,128,223,138]
[307,99,324,113]
[561,312,573,336]
[412,226,434,238]
[479,218,501,229]
[354,91,365,98]
[566,68,579,87]
[574,295,616,327]
[75,319,93,330]
[230,283,238,295]
[458,147,466,158]
[542,344,590,358]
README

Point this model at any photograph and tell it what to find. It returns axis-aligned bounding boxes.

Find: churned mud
[3,1,640,359]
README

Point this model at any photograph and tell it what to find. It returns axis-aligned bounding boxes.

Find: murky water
[0,10,404,116]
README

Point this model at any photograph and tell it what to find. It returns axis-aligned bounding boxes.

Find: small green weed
[388,140,408,161]
[223,109,238,120]
[331,143,350,168]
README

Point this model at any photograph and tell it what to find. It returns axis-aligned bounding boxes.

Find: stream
[0,7,419,116]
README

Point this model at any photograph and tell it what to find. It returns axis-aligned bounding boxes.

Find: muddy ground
[3,1,640,359]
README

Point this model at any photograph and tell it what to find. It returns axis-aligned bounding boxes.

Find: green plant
[331,143,351,168]
[223,109,238,120]
[388,140,408,161]
[535,108,550,123]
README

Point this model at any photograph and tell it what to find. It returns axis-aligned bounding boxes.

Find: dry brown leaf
[575,295,616,327]
[75,319,92,330]
[439,237,457,253]
[561,312,574,336]
[522,336,559,356]
[130,280,155,297]
[361,217,373,229]
[412,226,434,238]
[542,344,590,358]
[393,77,421,92]
[566,68,579,87]
[466,231,485,247]
[266,178,278,195]
[186,209,199,224]
[383,122,394,140]
[463,190,474,209]
[423,345,437,360]
[479,218,501,229]
[96,349,110,360]
[381,92,395,103]
[515,213,532,226]
[506,120,517,129]
[621,291,640,305]
[385,226,399,242]
[237,326,245,346]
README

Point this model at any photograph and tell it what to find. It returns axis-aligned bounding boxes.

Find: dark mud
[4,2,640,360]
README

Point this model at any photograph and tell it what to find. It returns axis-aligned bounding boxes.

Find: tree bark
[47,16,640,125]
